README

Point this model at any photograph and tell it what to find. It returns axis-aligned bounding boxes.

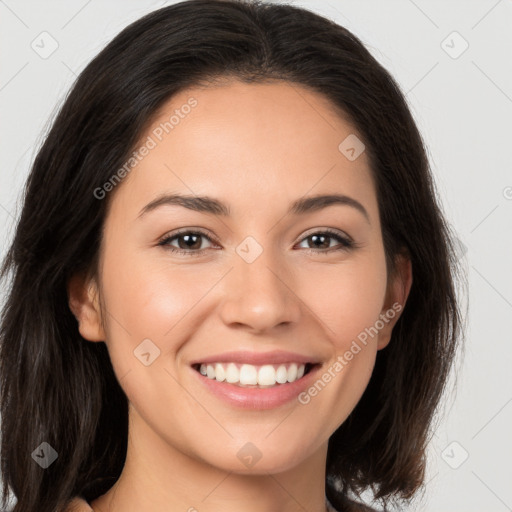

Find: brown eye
[158,228,356,257]
[296,229,354,254]
[158,230,216,256]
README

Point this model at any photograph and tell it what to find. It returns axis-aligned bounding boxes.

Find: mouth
[191,361,319,388]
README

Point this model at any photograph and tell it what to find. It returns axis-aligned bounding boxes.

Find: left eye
[158,229,355,256]
[296,230,354,252]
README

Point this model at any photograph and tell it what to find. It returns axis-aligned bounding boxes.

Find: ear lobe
[67,270,106,342]
[377,252,413,350]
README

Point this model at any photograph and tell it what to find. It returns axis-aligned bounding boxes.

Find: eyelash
[157,228,357,257]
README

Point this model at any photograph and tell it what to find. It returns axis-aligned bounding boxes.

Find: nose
[218,249,302,333]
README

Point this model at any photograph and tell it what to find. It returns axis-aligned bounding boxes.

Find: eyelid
[297,226,353,244]
[158,227,219,244]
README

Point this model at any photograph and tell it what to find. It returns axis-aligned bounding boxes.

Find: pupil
[177,234,332,251]
[181,234,200,249]
[311,234,328,249]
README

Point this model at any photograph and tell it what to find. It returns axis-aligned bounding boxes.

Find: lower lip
[191,364,321,410]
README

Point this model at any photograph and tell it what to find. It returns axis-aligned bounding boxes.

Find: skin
[68,79,412,512]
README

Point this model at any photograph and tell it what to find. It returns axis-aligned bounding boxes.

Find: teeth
[198,362,307,387]
[225,363,239,383]
[240,364,258,385]
[258,365,276,386]
[276,365,288,384]
[214,363,225,382]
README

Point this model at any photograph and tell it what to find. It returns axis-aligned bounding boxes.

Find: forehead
[109,79,377,223]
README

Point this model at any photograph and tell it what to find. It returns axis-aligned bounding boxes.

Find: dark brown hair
[0,1,465,511]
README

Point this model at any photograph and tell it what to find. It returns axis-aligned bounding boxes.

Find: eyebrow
[137,192,370,223]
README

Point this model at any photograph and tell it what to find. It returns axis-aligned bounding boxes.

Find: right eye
[158,229,218,256]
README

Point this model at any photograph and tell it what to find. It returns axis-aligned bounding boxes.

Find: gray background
[1,0,511,510]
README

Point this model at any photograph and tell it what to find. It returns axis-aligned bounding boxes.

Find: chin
[194,438,317,476]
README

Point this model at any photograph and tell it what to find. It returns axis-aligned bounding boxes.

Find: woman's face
[75,79,409,475]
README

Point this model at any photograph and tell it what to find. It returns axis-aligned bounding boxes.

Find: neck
[91,404,330,512]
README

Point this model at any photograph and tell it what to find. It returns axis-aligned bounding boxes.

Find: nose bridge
[219,236,301,330]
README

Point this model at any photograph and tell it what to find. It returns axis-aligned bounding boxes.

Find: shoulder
[349,502,380,512]
[327,496,380,512]
[63,497,93,512]
[352,503,378,512]
[345,502,379,512]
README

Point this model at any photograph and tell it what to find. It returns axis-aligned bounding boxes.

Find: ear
[377,251,413,350]
[67,270,106,342]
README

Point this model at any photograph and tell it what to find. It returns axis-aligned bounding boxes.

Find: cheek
[97,254,209,422]
[98,244,224,375]
[305,254,388,351]
[101,240,388,356]
[95,237,388,456]
[299,259,386,429]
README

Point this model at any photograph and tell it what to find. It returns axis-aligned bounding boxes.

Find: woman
[0,1,464,511]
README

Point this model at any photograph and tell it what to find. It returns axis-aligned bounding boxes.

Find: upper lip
[190,350,322,366]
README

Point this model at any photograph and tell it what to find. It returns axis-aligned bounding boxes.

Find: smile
[192,362,316,387]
